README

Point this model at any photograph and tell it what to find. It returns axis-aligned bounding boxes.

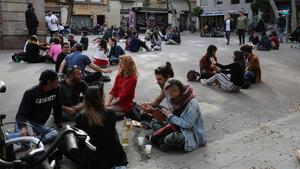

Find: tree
[167,0,179,28]
[65,0,74,26]
[291,0,297,31]
[183,0,192,32]
[191,6,203,31]
[251,0,278,24]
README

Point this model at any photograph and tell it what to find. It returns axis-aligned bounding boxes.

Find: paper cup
[138,137,144,146]
[145,144,152,154]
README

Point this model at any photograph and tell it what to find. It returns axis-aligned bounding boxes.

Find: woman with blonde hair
[71,85,128,169]
[106,55,138,116]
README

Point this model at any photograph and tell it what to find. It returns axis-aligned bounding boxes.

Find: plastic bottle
[121,117,130,146]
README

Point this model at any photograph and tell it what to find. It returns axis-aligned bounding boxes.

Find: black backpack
[187,70,201,82]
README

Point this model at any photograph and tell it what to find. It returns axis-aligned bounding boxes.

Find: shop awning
[201,11,224,16]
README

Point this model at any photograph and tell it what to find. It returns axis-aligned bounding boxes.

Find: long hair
[99,38,108,54]
[83,85,105,127]
[206,45,217,58]
[233,51,245,70]
[118,55,138,77]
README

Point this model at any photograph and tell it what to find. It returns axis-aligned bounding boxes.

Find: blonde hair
[118,55,138,77]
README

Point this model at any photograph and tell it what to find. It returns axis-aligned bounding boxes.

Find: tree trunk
[66,0,74,26]
[291,0,297,31]
[168,0,178,28]
[268,0,278,23]
[184,0,192,32]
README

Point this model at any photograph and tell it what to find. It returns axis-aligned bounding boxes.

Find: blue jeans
[109,56,119,65]
[244,71,256,83]
[277,27,285,42]
[6,121,58,144]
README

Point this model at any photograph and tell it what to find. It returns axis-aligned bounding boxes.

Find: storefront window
[201,0,208,7]
[216,0,223,5]
[231,0,239,4]
[91,0,101,2]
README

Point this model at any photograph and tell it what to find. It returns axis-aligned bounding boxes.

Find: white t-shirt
[95,49,108,60]
[45,15,59,31]
[225,19,231,31]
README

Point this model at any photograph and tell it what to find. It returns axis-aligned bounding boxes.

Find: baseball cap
[39,70,58,82]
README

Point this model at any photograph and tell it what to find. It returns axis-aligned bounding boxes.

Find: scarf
[170,85,195,112]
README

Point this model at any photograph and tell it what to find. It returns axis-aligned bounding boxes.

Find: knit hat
[39,70,58,83]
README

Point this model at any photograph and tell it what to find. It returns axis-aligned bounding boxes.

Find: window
[74,0,85,2]
[91,0,101,2]
[231,0,239,4]
[201,0,208,7]
[246,0,253,3]
[216,0,223,5]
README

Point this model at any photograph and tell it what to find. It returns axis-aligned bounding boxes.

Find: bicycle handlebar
[0,125,96,168]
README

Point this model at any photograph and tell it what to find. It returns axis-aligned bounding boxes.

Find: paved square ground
[0,33,300,169]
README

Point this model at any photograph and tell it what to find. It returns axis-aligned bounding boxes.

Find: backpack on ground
[187,70,201,82]
[241,79,251,89]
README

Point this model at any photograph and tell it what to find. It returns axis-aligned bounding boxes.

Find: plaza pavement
[0,33,300,169]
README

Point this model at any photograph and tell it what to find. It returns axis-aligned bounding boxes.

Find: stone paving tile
[221,148,300,169]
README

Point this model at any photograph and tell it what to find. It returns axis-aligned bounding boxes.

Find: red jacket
[109,74,137,112]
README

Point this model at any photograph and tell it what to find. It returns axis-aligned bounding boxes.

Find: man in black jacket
[7,70,62,144]
[25,3,39,36]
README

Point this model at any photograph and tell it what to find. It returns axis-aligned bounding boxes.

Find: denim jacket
[167,98,206,151]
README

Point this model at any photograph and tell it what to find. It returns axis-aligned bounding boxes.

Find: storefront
[200,11,224,30]
[132,7,168,33]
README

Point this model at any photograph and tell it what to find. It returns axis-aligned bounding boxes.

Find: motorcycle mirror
[0,81,6,93]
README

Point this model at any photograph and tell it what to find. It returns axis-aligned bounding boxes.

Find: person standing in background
[277,13,286,43]
[224,15,234,45]
[236,11,248,45]
[25,3,39,36]
[45,10,59,37]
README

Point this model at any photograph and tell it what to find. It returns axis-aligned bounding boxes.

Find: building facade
[45,0,109,27]
[0,0,46,49]
[196,0,253,30]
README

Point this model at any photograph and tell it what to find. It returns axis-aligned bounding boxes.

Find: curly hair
[118,55,138,77]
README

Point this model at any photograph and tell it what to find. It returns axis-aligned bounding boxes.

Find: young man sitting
[60,65,88,121]
[59,43,112,84]
[7,70,62,144]
[240,45,261,83]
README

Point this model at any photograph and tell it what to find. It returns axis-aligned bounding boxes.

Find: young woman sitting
[63,85,128,169]
[159,79,206,152]
[92,38,109,67]
[269,31,280,50]
[106,55,138,118]
[199,45,218,79]
[201,51,245,92]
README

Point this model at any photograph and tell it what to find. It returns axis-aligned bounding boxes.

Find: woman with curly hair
[106,55,138,116]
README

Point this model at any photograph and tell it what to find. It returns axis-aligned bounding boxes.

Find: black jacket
[75,110,128,169]
[25,9,38,28]
[217,63,245,86]
[224,19,234,32]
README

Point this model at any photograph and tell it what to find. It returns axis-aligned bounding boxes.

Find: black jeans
[238,29,246,44]
[28,26,37,36]
[83,72,103,84]
[225,31,231,43]
[49,30,58,37]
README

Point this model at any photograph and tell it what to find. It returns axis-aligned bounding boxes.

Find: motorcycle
[0,81,96,169]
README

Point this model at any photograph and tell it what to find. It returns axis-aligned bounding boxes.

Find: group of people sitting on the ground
[6,52,207,168]
[199,44,261,91]
[248,30,280,51]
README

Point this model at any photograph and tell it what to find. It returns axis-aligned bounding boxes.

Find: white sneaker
[200,79,207,86]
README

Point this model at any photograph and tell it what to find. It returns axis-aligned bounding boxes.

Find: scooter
[0,81,96,169]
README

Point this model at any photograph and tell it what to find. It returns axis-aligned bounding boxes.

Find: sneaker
[200,79,207,86]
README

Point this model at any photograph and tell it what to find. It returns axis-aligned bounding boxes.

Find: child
[49,37,62,62]
[80,31,89,50]
[93,38,109,67]
[269,31,280,49]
